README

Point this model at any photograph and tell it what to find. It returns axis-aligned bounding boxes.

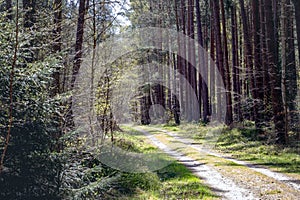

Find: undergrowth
[60,125,216,199]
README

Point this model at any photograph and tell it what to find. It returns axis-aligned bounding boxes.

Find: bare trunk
[281,0,289,143]
[187,0,198,121]
[292,0,300,63]
[260,0,272,122]
[253,0,264,129]
[231,5,241,122]
[220,0,233,125]
[210,0,216,119]
[287,0,299,137]
[180,0,188,120]
[212,0,225,123]
[239,0,257,122]
[68,0,86,126]
[196,0,209,123]
[265,0,286,144]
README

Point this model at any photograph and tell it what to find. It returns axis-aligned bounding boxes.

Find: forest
[0,0,299,199]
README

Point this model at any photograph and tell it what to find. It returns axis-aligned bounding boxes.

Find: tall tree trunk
[68,0,86,126]
[265,0,286,144]
[260,0,272,122]
[292,0,300,67]
[252,0,264,129]
[187,0,198,121]
[231,4,241,122]
[281,0,289,143]
[180,0,188,120]
[220,0,233,125]
[195,0,202,119]
[239,0,257,122]
[71,0,86,89]
[196,0,209,123]
[272,0,279,65]
[51,0,63,151]
[210,0,216,120]
[157,0,165,117]
[175,0,184,116]
[287,0,299,136]
[212,0,225,123]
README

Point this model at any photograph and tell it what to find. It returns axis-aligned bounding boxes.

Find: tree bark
[231,4,242,122]
[196,0,209,123]
[212,0,225,123]
[252,0,264,129]
[180,0,188,120]
[195,0,203,119]
[292,0,300,66]
[239,0,257,122]
[287,0,299,136]
[175,0,184,115]
[71,0,86,89]
[220,0,233,125]
[68,0,86,126]
[210,0,216,119]
[265,0,286,144]
[187,0,198,121]
[281,0,289,143]
[260,0,272,122]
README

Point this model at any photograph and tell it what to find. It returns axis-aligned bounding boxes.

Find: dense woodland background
[0,0,299,199]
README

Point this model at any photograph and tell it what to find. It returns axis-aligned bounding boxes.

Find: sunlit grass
[158,124,300,174]
[214,128,300,174]
[117,125,217,200]
[124,163,217,200]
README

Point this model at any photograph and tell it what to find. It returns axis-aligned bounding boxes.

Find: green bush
[0,22,62,198]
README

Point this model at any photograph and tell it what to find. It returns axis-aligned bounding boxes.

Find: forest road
[133,126,300,200]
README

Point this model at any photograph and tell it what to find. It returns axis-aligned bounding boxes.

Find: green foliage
[118,172,160,193]
[59,148,120,200]
[57,127,159,199]
[0,57,62,199]
[129,163,216,200]
[0,7,62,199]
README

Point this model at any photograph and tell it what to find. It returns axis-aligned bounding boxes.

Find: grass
[155,123,300,174]
[115,125,217,200]
[214,128,300,174]
[112,128,157,153]
[121,163,217,200]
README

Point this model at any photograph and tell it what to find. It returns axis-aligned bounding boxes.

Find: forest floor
[131,125,300,200]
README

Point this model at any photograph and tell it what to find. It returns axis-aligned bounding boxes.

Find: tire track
[156,128,300,192]
[134,127,257,200]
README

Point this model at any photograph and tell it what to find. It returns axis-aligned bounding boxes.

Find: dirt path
[133,126,300,200]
